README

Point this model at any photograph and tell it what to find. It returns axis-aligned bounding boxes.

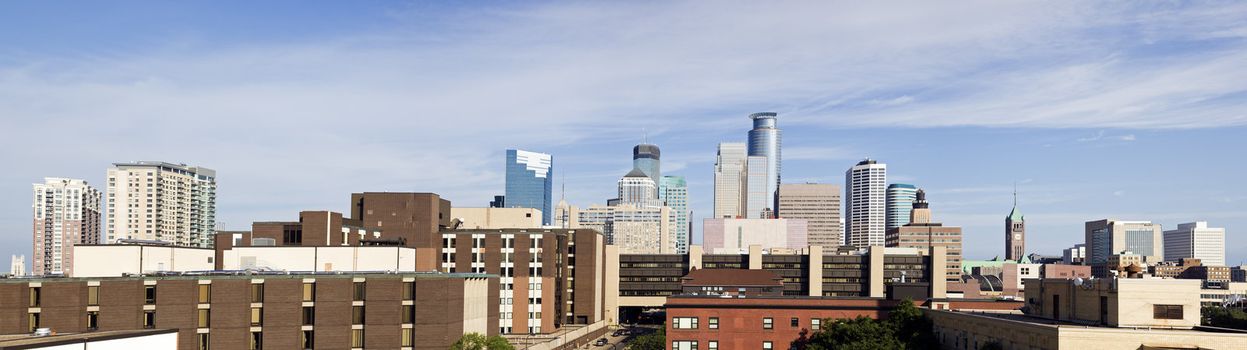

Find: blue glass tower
[505,149,553,225]
[747,112,781,216]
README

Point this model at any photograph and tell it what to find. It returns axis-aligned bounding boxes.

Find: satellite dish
[1074,277,1084,285]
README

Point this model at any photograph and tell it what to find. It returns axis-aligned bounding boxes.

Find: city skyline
[2,1,1246,268]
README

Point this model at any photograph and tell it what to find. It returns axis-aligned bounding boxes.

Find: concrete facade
[1164,221,1226,267]
[777,183,841,250]
[105,162,215,248]
[701,218,808,254]
[1085,220,1164,275]
[32,178,102,277]
[450,207,543,229]
[71,245,214,277]
[713,143,747,219]
[844,159,887,248]
[928,309,1247,350]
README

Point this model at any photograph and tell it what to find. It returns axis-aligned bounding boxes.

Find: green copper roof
[1008,205,1024,221]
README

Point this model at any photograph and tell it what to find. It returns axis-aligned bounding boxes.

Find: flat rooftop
[936,310,1247,334]
[0,329,176,349]
[0,271,495,284]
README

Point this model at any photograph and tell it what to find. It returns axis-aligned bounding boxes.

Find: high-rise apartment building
[713,143,747,219]
[660,176,691,254]
[1163,222,1225,266]
[32,178,101,276]
[10,255,25,276]
[505,149,553,225]
[885,189,963,281]
[747,112,781,215]
[633,143,661,184]
[778,183,842,249]
[1085,219,1163,277]
[845,159,887,248]
[745,156,770,219]
[1006,192,1026,261]
[885,183,917,230]
[106,162,215,248]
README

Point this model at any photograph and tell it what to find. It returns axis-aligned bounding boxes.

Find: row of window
[673,340,770,350]
[672,316,823,330]
[191,328,391,350]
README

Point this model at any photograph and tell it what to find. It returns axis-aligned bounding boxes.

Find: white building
[222,246,420,272]
[32,177,101,276]
[845,159,887,248]
[617,168,659,205]
[9,255,25,276]
[107,162,216,247]
[450,207,543,229]
[701,218,808,254]
[713,143,747,219]
[71,244,215,277]
[572,204,676,254]
[1164,221,1226,266]
[745,156,770,219]
[1063,243,1086,264]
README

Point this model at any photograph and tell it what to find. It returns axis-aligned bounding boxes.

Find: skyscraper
[32,178,100,275]
[745,156,770,219]
[1085,219,1163,277]
[505,149,554,225]
[660,176,691,254]
[778,183,842,249]
[9,255,24,276]
[747,112,781,216]
[885,183,918,230]
[884,189,963,281]
[618,168,658,205]
[1163,222,1225,266]
[713,143,747,218]
[633,143,661,184]
[107,162,215,247]
[1005,190,1026,261]
[845,159,887,248]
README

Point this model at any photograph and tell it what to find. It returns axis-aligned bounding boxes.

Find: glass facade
[885,183,918,230]
[661,176,690,254]
[1124,229,1154,256]
[505,149,553,225]
[1090,228,1111,264]
[747,113,781,215]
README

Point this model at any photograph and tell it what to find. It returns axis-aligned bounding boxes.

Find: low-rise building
[71,244,215,278]
[0,329,178,349]
[449,207,543,229]
[680,269,783,297]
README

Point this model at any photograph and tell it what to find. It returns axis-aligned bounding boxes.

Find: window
[145,286,157,304]
[811,318,821,330]
[88,286,99,306]
[708,317,719,329]
[86,311,99,330]
[144,311,156,329]
[402,305,415,324]
[673,317,698,329]
[29,287,41,307]
[297,282,315,303]
[301,331,314,350]
[297,305,315,325]
[1154,304,1184,320]
[763,341,773,350]
[251,284,264,303]
[672,341,699,350]
[197,334,210,350]
[763,317,773,329]
[197,309,210,328]
[250,307,263,326]
[791,317,799,327]
[27,313,39,332]
[351,329,365,348]
[197,284,211,303]
[401,328,414,347]
[352,306,366,325]
[403,282,415,301]
[249,331,262,350]
[353,282,366,301]
[708,341,718,350]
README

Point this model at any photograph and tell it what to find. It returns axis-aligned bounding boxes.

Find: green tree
[889,299,936,350]
[1202,306,1247,330]
[792,298,934,350]
[629,328,665,350]
[451,333,515,350]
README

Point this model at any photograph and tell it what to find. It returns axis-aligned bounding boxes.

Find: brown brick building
[0,272,496,350]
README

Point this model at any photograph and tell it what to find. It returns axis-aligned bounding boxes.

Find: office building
[1164,221,1225,266]
[0,272,497,350]
[660,176,691,254]
[617,169,658,205]
[1150,258,1231,282]
[929,278,1246,350]
[574,204,676,254]
[106,162,215,248]
[504,149,554,225]
[10,255,25,276]
[885,189,963,282]
[885,183,917,230]
[450,207,543,229]
[633,143,661,184]
[701,218,808,254]
[1234,266,1246,283]
[713,143,747,219]
[489,195,505,208]
[32,178,101,276]
[845,159,887,248]
[778,183,842,249]
[1006,191,1026,261]
[744,156,770,219]
[1063,244,1086,265]
[440,228,606,334]
[1085,220,1164,276]
[747,112,782,215]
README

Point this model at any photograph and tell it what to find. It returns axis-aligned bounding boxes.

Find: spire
[1008,182,1024,221]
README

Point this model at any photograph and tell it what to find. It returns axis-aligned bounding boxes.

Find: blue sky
[1,1,1245,267]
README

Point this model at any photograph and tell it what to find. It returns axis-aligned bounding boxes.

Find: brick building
[0,272,496,350]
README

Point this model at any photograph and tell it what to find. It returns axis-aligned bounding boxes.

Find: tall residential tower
[106,162,215,247]
[32,178,100,275]
[505,149,554,225]
[747,112,781,216]
[845,159,887,248]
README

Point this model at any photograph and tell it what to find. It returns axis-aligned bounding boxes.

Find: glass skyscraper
[886,183,918,230]
[660,175,690,254]
[505,149,553,225]
[747,112,781,216]
[633,143,661,184]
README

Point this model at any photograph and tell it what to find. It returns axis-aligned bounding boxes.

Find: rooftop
[0,329,177,348]
[0,271,494,284]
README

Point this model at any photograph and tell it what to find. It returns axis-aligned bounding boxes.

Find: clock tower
[1005,188,1025,261]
